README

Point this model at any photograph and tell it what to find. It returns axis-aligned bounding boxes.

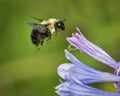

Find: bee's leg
[36,41,43,50]
[39,40,44,46]
[46,37,51,45]
[54,32,57,36]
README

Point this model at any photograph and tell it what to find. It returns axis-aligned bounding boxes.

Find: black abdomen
[31,28,51,46]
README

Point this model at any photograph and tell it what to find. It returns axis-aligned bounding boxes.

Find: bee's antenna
[29,16,43,22]
[61,15,67,22]
[62,18,66,22]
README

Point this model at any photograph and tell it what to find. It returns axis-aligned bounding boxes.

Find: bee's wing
[28,23,47,34]
[29,16,43,22]
[28,22,38,27]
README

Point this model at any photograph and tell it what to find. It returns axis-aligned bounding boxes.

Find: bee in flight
[28,16,65,47]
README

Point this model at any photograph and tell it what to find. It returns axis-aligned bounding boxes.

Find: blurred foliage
[0,0,120,96]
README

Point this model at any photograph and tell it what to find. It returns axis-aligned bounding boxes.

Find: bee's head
[55,21,65,31]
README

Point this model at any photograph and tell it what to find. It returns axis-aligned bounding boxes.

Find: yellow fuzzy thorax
[40,18,59,34]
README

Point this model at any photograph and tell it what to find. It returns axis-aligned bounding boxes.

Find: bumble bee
[28,16,65,46]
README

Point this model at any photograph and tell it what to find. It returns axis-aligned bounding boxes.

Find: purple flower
[57,50,120,84]
[67,28,118,69]
[56,78,120,96]
[56,28,120,95]
[56,50,120,96]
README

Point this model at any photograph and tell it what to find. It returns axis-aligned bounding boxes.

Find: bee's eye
[57,22,61,26]
[55,21,65,31]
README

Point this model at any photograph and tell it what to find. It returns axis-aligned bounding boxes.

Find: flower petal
[114,62,120,92]
[70,66,120,84]
[56,81,120,96]
[57,63,74,79]
[61,50,120,84]
[67,28,118,69]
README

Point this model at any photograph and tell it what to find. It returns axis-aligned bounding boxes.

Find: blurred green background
[0,0,120,96]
